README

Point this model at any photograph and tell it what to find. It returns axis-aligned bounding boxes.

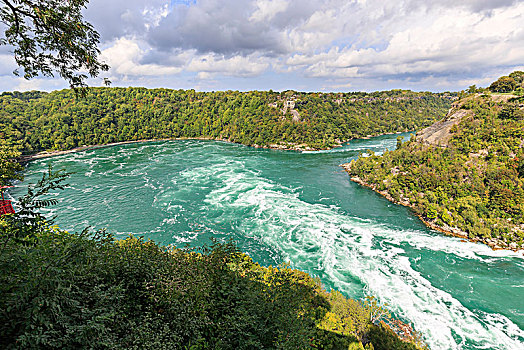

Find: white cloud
[325,81,353,89]
[15,78,44,91]
[249,0,289,22]
[0,76,67,92]
[101,38,182,77]
[0,54,17,76]
[188,53,270,78]
[142,4,170,29]
[1,0,523,91]
[283,2,524,82]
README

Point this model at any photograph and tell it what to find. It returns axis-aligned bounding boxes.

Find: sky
[1,0,523,93]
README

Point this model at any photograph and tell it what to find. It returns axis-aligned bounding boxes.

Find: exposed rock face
[281,100,300,121]
[489,93,519,103]
[416,107,469,147]
[417,93,521,147]
[289,109,300,122]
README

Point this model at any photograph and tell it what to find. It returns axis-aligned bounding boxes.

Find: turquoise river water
[10,134,524,349]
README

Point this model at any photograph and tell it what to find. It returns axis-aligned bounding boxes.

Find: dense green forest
[0,162,425,349]
[0,88,453,153]
[347,72,524,249]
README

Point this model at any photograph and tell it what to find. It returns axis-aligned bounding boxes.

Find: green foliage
[0,229,425,349]
[0,87,453,153]
[426,203,439,220]
[509,71,524,85]
[363,296,391,325]
[366,323,419,350]
[1,166,70,243]
[518,157,524,178]
[489,76,517,93]
[499,103,524,120]
[0,139,23,186]
[0,0,108,90]
[396,136,404,150]
[349,79,524,247]
[467,85,478,94]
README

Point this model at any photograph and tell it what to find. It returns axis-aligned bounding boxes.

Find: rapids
[11,134,524,349]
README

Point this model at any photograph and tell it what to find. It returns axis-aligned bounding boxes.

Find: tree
[396,136,404,150]
[488,76,517,93]
[0,0,109,90]
[0,140,23,187]
[509,71,524,85]
[499,103,524,120]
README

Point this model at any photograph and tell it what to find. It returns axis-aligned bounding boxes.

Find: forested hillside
[0,88,453,153]
[346,72,524,250]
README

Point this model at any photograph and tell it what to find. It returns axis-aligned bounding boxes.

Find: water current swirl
[11,133,524,349]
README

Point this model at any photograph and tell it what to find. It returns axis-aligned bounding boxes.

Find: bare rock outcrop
[416,108,470,147]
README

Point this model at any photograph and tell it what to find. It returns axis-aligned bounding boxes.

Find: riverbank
[340,163,523,254]
[19,137,328,163]
[20,130,416,163]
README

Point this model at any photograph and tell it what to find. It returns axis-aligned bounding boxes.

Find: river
[11,133,524,349]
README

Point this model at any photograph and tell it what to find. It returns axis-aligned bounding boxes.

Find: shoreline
[19,137,326,163]
[19,129,417,163]
[340,163,523,254]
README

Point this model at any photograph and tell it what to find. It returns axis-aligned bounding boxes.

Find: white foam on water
[479,311,524,345]
[19,140,523,350]
[301,137,398,154]
[171,231,200,243]
[362,224,524,260]
[180,160,524,350]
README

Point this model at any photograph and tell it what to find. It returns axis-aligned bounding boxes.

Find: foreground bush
[0,225,424,349]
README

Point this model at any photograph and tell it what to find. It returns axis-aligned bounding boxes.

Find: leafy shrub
[489,76,517,93]
[499,103,524,120]
[0,227,426,349]
[366,322,421,350]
